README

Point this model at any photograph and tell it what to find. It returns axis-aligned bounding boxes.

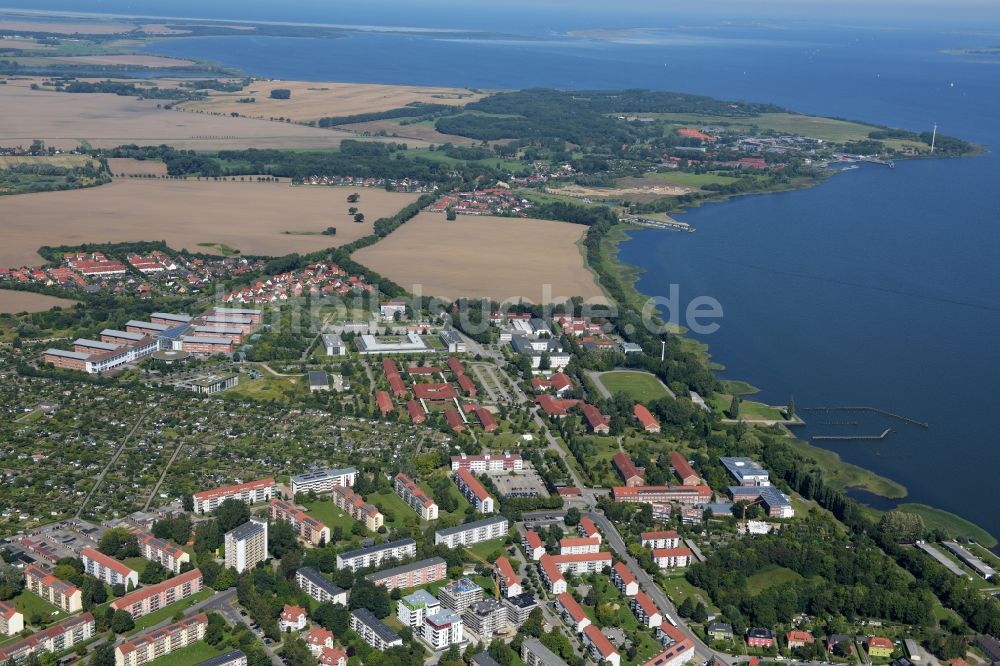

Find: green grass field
[144,641,221,666]
[746,565,803,594]
[598,371,670,402]
[738,400,786,421]
[10,589,64,623]
[299,499,365,536]
[639,171,740,188]
[897,504,997,548]
[655,112,877,144]
[223,375,304,403]
[368,491,423,531]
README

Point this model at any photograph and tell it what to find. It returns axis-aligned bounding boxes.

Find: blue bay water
[19,2,1000,537]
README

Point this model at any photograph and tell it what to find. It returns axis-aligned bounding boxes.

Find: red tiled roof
[281,604,306,621]
[496,556,519,588]
[634,591,659,617]
[579,517,599,537]
[375,391,393,415]
[81,547,136,578]
[535,394,579,416]
[787,631,814,644]
[641,530,680,541]
[559,537,599,549]
[557,486,581,497]
[306,626,334,645]
[652,547,693,559]
[192,478,274,501]
[868,637,893,649]
[524,531,544,550]
[457,468,490,500]
[584,624,618,658]
[612,451,644,482]
[413,383,458,401]
[551,552,612,565]
[557,592,588,623]
[613,561,636,585]
[581,403,610,430]
[111,569,202,611]
[406,399,425,423]
[669,451,699,483]
[444,409,465,431]
[539,555,564,584]
[633,404,660,430]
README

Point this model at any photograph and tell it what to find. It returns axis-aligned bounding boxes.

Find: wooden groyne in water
[813,428,892,442]
[803,406,928,428]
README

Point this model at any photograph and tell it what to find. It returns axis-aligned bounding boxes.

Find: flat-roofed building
[455,469,495,514]
[270,499,330,546]
[134,530,190,574]
[209,307,262,324]
[101,329,146,346]
[126,320,170,336]
[423,610,464,650]
[439,577,484,614]
[522,637,570,666]
[192,326,244,344]
[503,593,538,628]
[336,538,416,571]
[434,516,508,549]
[24,564,81,613]
[81,547,139,589]
[42,349,90,372]
[350,608,402,651]
[332,485,383,531]
[150,313,192,327]
[0,601,24,637]
[115,614,206,666]
[193,478,274,514]
[179,335,233,355]
[224,519,268,573]
[364,557,447,591]
[74,338,120,354]
[321,334,346,356]
[290,467,357,497]
[720,457,770,486]
[397,589,440,629]
[201,316,254,334]
[0,613,94,664]
[110,569,203,619]
[462,599,506,642]
[394,473,439,520]
[296,567,347,606]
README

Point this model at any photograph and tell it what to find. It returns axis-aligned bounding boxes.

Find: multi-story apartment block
[192,478,274,514]
[81,547,139,589]
[364,557,447,591]
[24,564,82,613]
[115,614,207,666]
[270,499,330,546]
[640,531,681,549]
[538,555,567,594]
[495,556,522,598]
[434,516,508,549]
[631,592,663,628]
[558,537,601,556]
[583,625,621,666]
[0,601,24,637]
[522,637,570,666]
[462,599,506,642]
[503,593,538,629]
[224,519,268,573]
[522,530,546,560]
[423,610,464,650]
[397,590,440,629]
[393,473,439,520]
[335,539,416,572]
[450,453,523,472]
[438,578,484,614]
[295,567,347,606]
[557,592,591,633]
[611,562,639,597]
[134,530,190,574]
[0,613,94,664]
[612,485,713,506]
[455,469,494,514]
[289,468,357,497]
[577,517,601,543]
[651,547,694,569]
[548,552,613,576]
[110,569,203,619]
[332,486,384,531]
[350,608,402,651]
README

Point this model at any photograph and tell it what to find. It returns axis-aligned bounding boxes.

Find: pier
[803,406,928,428]
[813,428,892,441]
[622,216,695,233]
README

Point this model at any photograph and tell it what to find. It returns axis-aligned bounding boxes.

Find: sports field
[598,371,671,402]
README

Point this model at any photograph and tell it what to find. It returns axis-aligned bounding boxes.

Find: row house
[115,614,206,666]
[0,613,94,664]
[110,569,202,619]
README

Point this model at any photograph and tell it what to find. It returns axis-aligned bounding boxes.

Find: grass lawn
[897,504,997,548]
[369,491,423,531]
[720,380,760,397]
[223,374,305,403]
[659,574,715,611]
[597,371,670,402]
[10,589,64,623]
[123,557,150,575]
[465,537,508,563]
[130,589,215,634]
[786,437,907,499]
[146,641,221,666]
[577,435,623,487]
[738,400,787,421]
[640,171,740,188]
[655,112,876,143]
[299,499,365,536]
[746,565,802,594]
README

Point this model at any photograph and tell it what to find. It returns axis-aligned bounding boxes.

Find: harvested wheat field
[0,290,78,313]
[0,83,430,151]
[178,80,484,123]
[0,180,419,265]
[353,212,605,304]
[106,158,169,177]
